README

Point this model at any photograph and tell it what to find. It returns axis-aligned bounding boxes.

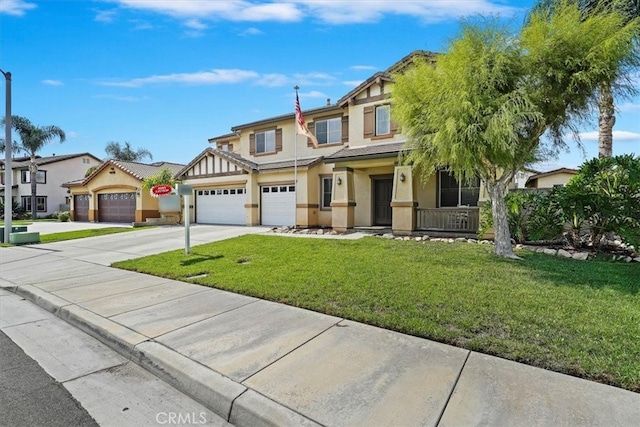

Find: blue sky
[1,0,638,171]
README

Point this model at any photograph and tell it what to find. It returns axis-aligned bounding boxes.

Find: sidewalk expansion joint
[435,349,471,427]
[241,317,344,384]
[61,361,130,384]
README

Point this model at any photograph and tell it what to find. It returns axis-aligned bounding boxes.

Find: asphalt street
[0,330,98,427]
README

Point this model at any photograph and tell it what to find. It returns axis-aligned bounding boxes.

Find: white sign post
[177,184,193,254]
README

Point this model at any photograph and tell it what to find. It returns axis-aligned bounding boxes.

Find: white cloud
[99,69,260,87]
[292,72,337,86]
[184,18,207,30]
[42,79,63,86]
[0,0,36,16]
[350,65,377,71]
[106,0,519,25]
[130,19,154,30]
[66,131,79,138]
[239,27,264,36]
[579,131,640,141]
[95,9,117,23]
[618,102,640,113]
[110,0,301,22]
[255,74,289,87]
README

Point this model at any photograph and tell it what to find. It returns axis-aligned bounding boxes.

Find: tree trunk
[598,82,615,159]
[30,156,37,220]
[486,180,520,259]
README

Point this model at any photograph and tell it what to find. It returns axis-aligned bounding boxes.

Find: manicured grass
[40,227,145,243]
[113,234,640,392]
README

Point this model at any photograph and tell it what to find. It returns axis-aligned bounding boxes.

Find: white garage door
[196,188,246,225]
[261,185,296,226]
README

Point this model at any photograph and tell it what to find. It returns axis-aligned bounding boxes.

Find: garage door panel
[98,193,136,223]
[74,195,90,222]
[261,185,295,226]
[196,188,245,225]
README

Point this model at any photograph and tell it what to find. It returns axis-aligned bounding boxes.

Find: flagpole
[293,85,299,229]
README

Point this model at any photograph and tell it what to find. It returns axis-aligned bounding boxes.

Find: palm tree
[2,115,66,219]
[104,141,153,162]
[531,0,640,158]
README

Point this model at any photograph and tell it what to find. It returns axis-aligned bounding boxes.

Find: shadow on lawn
[180,253,223,266]
[508,253,639,295]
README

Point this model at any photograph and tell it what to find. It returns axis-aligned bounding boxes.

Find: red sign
[150,184,173,197]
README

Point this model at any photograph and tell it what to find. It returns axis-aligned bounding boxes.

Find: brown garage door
[98,193,136,223]
[74,195,90,222]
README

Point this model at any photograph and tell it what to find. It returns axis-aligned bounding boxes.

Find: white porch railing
[416,207,479,232]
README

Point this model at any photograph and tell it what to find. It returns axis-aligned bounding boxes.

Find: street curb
[9,283,320,426]
[135,341,246,420]
[230,389,323,427]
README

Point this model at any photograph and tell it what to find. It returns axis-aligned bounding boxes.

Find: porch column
[330,167,355,233]
[391,165,416,235]
[88,192,97,222]
[245,175,260,226]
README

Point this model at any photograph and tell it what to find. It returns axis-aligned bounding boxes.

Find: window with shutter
[363,106,374,138]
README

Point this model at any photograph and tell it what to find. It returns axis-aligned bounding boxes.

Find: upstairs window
[364,105,396,139]
[250,129,282,156]
[315,117,342,145]
[375,105,390,136]
[21,170,46,184]
[255,130,276,154]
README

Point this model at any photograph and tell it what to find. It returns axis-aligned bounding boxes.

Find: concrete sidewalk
[1,228,639,426]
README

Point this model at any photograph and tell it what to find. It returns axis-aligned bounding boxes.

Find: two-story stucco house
[177,51,491,235]
[1,153,102,217]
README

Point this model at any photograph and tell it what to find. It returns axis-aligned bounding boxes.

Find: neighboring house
[514,168,539,189]
[0,153,102,217]
[177,50,497,235]
[64,159,184,223]
[525,168,578,189]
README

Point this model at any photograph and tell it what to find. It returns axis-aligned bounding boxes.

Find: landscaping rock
[557,249,572,258]
[543,248,557,256]
[382,233,394,239]
[572,252,589,261]
[421,235,430,241]
[455,237,466,243]
[316,229,324,235]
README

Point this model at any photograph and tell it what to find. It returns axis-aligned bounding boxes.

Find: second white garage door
[261,185,296,226]
[196,188,246,225]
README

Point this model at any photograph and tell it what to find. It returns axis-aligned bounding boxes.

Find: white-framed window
[315,117,342,145]
[438,171,480,207]
[21,170,46,184]
[22,196,47,212]
[255,130,276,154]
[321,176,333,209]
[376,105,390,136]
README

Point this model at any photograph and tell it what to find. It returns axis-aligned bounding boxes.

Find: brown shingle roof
[7,153,101,168]
[325,142,406,162]
[82,159,185,185]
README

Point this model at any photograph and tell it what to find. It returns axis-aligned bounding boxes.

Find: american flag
[295,92,318,148]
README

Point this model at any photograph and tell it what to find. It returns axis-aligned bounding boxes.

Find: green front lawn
[113,235,640,392]
[40,227,146,243]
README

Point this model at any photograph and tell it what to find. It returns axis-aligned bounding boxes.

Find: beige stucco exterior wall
[534,172,576,188]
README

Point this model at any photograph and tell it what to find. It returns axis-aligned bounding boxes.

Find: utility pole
[1,69,12,244]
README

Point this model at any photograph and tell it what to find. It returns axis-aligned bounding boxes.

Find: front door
[373,178,393,226]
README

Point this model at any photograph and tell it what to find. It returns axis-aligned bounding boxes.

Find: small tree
[392,2,639,258]
[142,167,177,191]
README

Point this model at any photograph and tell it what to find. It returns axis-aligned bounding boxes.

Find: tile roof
[4,153,101,168]
[325,142,406,162]
[82,159,185,184]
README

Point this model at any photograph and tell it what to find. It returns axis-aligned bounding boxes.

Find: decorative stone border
[267,227,640,262]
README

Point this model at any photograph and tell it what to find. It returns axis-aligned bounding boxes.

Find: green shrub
[58,211,70,222]
[558,155,640,249]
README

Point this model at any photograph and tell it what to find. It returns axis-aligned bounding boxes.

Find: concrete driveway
[21,221,133,235]
[25,224,271,265]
